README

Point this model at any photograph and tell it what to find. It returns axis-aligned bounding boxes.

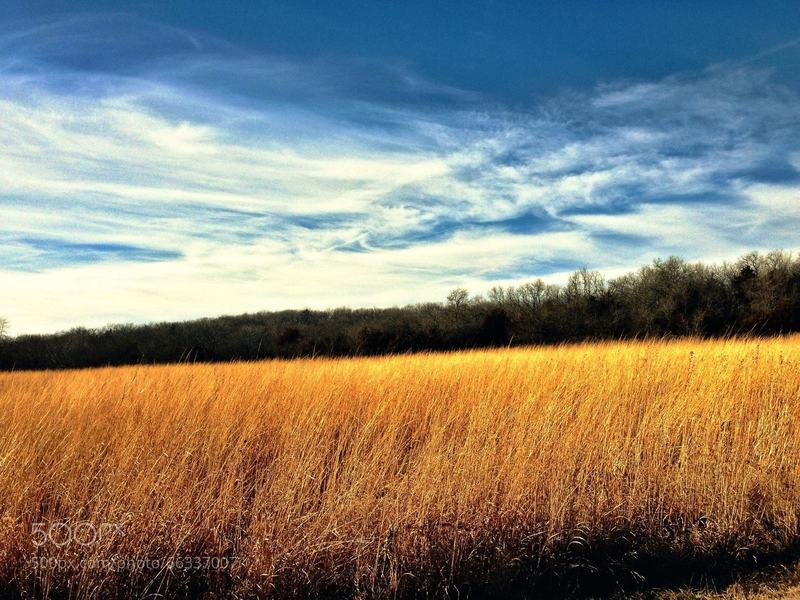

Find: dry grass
[1,336,799,598]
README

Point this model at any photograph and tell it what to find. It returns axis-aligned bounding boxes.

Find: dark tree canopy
[2,250,800,371]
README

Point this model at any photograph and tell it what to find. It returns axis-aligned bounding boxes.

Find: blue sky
[1,2,800,334]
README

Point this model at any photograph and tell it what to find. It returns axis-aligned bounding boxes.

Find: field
[1,336,799,598]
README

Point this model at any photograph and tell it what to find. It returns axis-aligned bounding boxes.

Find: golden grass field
[1,336,799,598]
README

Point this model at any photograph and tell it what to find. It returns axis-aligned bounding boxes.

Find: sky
[1,1,800,335]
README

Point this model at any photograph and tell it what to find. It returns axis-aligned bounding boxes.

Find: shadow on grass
[457,543,800,599]
[5,541,800,599]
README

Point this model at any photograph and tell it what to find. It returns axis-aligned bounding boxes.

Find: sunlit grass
[1,336,799,598]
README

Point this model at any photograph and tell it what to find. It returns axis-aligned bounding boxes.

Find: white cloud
[1,18,800,335]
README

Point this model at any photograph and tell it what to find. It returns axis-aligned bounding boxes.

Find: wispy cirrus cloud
[1,14,799,334]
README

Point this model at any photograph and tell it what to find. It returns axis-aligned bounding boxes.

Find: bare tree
[446,287,470,323]
[446,287,469,309]
[487,286,506,305]
[0,318,7,338]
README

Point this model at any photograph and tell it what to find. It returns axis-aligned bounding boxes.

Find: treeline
[1,250,800,371]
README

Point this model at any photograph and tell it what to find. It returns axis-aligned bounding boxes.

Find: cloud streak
[1,14,799,334]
